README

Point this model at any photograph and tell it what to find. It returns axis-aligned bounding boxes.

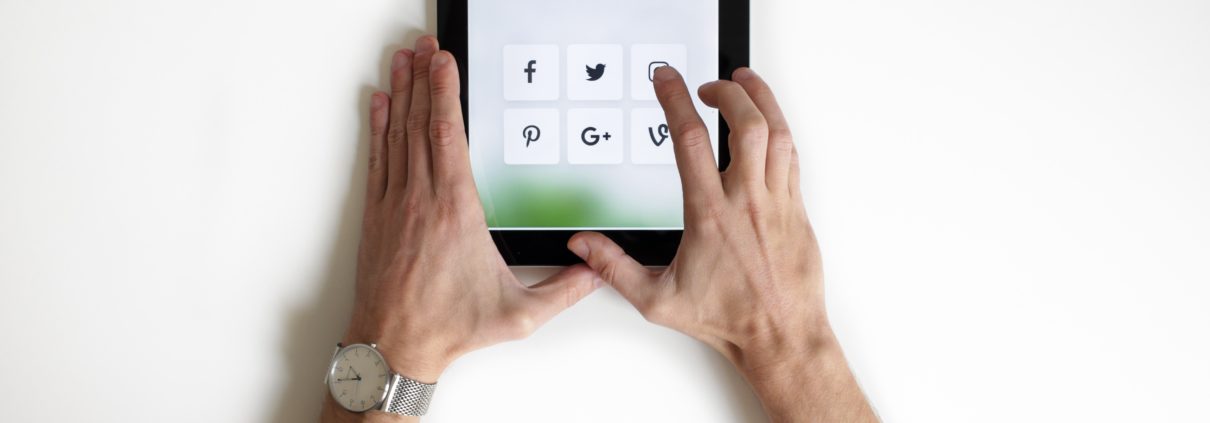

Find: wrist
[727,318,874,423]
[731,313,839,383]
[321,395,420,423]
[341,322,449,383]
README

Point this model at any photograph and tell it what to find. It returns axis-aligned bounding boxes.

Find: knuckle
[428,119,459,147]
[563,282,585,309]
[787,156,802,179]
[367,151,383,171]
[596,259,623,283]
[744,198,767,219]
[390,79,411,97]
[430,79,457,98]
[411,63,431,82]
[370,121,386,138]
[770,138,795,155]
[734,117,769,140]
[673,121,710,148]
[400,191,425,215]
[592,249,630,283]
[769,127,794,144]
[406,111,430,136]
[661,85,692,104]
[387,125,407,146]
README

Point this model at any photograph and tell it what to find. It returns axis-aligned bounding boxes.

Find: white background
[1,0,1207,422]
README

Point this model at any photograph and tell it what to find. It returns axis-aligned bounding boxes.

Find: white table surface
[2,0,1208,421]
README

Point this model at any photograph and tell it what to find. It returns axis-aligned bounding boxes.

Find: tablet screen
[467,0,720,230]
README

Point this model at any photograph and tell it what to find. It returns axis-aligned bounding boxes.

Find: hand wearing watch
[325,343,437,417]
[318,35,602,423]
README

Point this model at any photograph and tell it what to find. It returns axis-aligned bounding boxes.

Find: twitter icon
[585,63,606,81]
[568,45,622,100]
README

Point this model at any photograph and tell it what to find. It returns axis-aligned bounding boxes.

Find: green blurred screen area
[481,176,682,228]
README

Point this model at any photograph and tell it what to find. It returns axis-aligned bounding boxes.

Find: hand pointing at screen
[569,66,878,422]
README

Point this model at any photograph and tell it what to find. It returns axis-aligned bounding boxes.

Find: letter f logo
[524,60,537,84]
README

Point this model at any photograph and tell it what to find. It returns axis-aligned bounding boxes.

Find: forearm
[733,326,878,423]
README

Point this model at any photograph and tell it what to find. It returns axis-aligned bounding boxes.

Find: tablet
[438,0,748,265]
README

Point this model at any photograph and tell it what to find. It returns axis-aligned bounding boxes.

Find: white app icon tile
[630,44,687,101]
[503,109,559,165]
[630,108,676,165]
[503,45,559,101]
[567,44,623,101]
[567,108,623,165]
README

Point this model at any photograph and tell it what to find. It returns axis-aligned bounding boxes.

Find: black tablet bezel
[437,0,749,266]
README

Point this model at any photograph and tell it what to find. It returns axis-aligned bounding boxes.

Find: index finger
[653,66,724,213]
[427,50,475,198]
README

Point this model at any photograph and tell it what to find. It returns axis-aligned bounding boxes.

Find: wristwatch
[324,342,437,416]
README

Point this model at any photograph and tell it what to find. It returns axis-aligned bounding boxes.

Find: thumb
[568,232,657,309]
[522,264,602,326]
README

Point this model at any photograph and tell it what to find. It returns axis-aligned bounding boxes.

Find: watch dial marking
[328,345,390,412]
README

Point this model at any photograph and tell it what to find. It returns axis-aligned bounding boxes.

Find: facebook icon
[504,46,557,101]
[523,60,537,84]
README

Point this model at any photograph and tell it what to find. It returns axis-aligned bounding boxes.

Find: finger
[427,51,475,197]
[789,147,802,200]
[731,68,794,194]
[366,92,390,205]
[406,36,438,193]
[698,80,768,191]
[652,67,724,213]
[521,264,601,327]
[567,232,658,309]
[385,49,413,197]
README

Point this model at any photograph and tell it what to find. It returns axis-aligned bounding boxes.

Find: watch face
[327,344,391,412]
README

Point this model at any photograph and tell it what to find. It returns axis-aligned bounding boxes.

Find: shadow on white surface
[269,28,429,423]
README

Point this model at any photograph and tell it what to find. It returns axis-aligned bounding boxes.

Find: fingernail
[416,36,437,53]
[732,67,756,81]
[653,66,678,82]
[568,239,590,258]
[431,51,449,68]
[392,50,411,71]
[371,93,386,109]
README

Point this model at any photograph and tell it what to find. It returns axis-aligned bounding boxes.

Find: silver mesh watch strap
[381,374,437,416]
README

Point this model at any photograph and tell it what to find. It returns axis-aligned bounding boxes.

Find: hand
[325,35,601,421]
[571,65,817,378]
[568,67,876,422]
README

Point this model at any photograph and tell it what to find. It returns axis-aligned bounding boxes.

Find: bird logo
[585,63,606,81]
